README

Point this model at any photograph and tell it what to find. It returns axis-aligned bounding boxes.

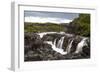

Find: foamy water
[37,32,65,38]
[75,38,88,53]
[45,41,67,55]
[36,32,88,55]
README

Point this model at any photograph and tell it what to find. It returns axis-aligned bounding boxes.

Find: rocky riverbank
[24,32,90,61]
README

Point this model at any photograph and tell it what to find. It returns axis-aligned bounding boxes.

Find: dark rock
[24,32,90,61]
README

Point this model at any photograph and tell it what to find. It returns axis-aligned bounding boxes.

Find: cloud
[24,11,79,20]
[24,11,79,23]
[25,16,72,23]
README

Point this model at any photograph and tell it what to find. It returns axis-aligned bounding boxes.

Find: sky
[24,11,79,24]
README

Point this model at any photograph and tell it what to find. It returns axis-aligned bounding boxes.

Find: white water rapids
[37,32,65,38]
[37,32,88,55]
[66,39,74,53]
[45,41,68,55]
[75,38,88,54]
[57,36,65,49]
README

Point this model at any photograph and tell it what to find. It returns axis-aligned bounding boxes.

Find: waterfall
[53,39,57,46]
[66,39,74,53]
[75,38,87,54]
[37,32,89,55]
[37,32,57,38]
[37,32,65,38]
[57,36,65,49]
[45,38,67,55]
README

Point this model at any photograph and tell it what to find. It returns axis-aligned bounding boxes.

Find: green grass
[24,22,65,33]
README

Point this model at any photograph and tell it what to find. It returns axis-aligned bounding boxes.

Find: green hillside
[24,22,66,33]
[69,14,90,37]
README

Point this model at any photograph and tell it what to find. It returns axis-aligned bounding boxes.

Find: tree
[69,14,90,37]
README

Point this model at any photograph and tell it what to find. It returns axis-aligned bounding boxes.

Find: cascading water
[46,38,67,55]
[37,32,68,55]
[37,32,57,38]
[57,36,65,49]
[45,36,68,55]
[75,38,87,54]
[37,32,89,55]
[37,32,65,38]
[66,39,74,53]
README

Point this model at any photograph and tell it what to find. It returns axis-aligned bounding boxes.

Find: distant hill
[24,22,68,33]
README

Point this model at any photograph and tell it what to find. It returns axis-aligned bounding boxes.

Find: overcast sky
[24,11,79,23]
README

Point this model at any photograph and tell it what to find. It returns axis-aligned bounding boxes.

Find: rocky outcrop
[24,32,90,61]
